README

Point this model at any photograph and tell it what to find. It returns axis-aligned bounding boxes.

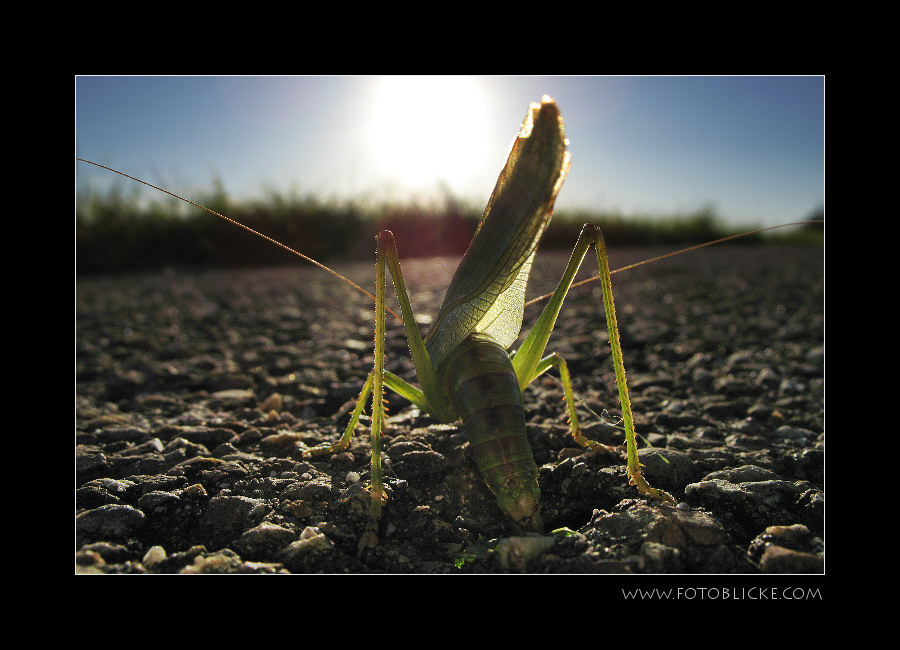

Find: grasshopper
[302,96,675,552]
[77,96,816,558]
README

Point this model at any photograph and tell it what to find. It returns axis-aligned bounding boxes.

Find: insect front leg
[511,224,609,447]
[304,372,376,458]
[529,352,617,453]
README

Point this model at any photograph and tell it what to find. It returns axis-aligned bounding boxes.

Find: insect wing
[425,98,570,365]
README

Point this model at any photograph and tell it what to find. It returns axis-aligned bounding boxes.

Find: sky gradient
[76,75,824,229]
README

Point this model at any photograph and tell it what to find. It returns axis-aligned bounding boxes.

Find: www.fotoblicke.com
[622,586,822,601]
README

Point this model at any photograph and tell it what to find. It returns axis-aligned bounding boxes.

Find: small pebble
[142,545,167,566]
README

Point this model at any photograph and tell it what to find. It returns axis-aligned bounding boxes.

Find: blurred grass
[76,182,823,274]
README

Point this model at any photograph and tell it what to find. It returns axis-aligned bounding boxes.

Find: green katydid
[77,97,816,557]
[298,96,675,553]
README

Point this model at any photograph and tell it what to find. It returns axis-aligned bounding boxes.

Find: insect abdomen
[440,332,542,532]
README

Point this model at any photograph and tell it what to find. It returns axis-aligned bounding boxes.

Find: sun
[368,76,488,193]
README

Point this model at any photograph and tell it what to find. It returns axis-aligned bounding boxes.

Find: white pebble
[300,526,320,540]
[142,545,167,565]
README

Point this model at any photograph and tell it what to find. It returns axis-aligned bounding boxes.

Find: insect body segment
[441,332,542,533]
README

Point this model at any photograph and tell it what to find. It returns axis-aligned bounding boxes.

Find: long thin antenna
[77,158,403,322]
[524,221,823,308]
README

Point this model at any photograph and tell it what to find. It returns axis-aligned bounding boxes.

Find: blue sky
[76,75,824,228]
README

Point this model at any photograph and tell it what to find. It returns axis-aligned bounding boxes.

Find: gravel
[76,244,824,574]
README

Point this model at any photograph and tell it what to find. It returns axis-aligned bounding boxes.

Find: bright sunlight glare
[369,76,488,193]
